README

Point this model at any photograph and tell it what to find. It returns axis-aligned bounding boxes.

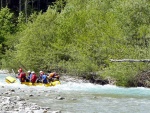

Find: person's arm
[41,76,43,83]
[18,73,21,78]
[29,74,32,81]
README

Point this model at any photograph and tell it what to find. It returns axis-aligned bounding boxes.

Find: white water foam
[1,73,150,97]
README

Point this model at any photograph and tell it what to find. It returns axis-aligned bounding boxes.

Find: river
[0,72,150,113]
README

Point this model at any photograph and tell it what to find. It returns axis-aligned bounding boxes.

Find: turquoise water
[1,73,150,113]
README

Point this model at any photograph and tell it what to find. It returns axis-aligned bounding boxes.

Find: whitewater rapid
[0,72,150,113]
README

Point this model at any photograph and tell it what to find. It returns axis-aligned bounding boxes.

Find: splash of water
[1,73,150,98]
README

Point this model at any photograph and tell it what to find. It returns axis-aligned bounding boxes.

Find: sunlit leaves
[0,7,15,37]
[1,0,150,86]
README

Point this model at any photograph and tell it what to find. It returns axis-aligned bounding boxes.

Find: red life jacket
[31,74,37,83]
[19,72,26,82]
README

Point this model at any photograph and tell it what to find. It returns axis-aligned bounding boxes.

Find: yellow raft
[5,76,61,87]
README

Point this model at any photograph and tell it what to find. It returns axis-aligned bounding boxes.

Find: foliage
[101,62,149,87]
[0,7,16,62]
[1,0,150,86]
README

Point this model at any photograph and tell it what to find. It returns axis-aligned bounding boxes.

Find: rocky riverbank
[0,87,62,113]
[0,70,61,113]
[60,71,150,87]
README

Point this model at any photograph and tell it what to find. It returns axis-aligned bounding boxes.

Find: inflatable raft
[5,76,60,87]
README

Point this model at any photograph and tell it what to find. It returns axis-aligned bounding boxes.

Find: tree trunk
[6,0,8,6]
[38,0,40,10]
[110,59,150,62]
[31,0,33,9]
[25,0,28,22]
[0,0,3,8]
[19,0,21,12]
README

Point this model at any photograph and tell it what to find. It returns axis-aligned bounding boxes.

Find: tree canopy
[1,0,150,86]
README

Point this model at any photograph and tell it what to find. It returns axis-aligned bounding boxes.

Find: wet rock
[55,96,65,100]
[16,96,25,101]
[4,92,9,95]
[89,76,109,85]
[29,94,34,97]
[9,89,15,92]
[93,96,97,99]
[41,107,51,110]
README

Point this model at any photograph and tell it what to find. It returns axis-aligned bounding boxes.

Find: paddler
[30,71,37,83]
[36,71,43,83]
[17,68,26,82]
[26,70,31,82]
[48,72,60,82]
[41,71,48,84]
[17,68,22,76]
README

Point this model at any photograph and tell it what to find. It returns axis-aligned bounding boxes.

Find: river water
[0,72,150,113]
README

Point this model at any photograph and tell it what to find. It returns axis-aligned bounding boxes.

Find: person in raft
[36,71,43,83]
[39,71,48,84]
[48,72,60,82]
[26,70,31,82]
[17,68,26,82]
[17,68,22,76]
[30,71,37,83]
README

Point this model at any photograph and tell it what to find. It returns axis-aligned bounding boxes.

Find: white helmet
[39,71,43,73]
[31,71,35,73]
[27,70,31,73]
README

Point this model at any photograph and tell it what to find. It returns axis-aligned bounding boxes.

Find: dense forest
[0,0,150,87]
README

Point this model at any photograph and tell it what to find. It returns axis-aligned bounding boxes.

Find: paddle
[12,69,17,78]
[19,61,28,72]
[11,69,20,83]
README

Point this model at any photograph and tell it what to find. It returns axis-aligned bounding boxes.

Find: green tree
[0,7,15,58]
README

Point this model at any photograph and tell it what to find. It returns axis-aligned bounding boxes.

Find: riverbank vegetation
[0,0,150,87]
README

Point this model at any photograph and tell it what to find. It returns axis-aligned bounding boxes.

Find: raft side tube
[21,81,61,87]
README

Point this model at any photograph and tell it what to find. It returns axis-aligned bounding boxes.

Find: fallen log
[110,59,150,62]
